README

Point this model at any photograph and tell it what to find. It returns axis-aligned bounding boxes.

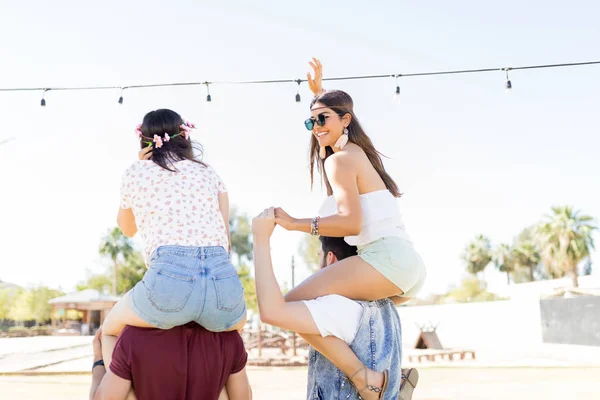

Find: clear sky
[1,1,599,295]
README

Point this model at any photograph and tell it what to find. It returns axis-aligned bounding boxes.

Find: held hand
[252,207,276,238]
[138,146,152,161]
[92,327,103,361]
[274,207,296,231]
[307,57,323,96]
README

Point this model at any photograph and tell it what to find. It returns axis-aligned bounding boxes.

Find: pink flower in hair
[163,133,170,142]
[153,134,163,148]
[135,124,143,139]
[183,119,196,129]
[179,124,191,140]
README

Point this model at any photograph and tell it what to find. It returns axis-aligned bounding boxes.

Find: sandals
[399,368,419,400]
[349,367,389,400]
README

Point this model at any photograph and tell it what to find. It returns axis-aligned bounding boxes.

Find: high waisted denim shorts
[131,245,246,331]
[357,236,426,298]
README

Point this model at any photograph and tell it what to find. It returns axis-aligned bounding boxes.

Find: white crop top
[318,189,411,246]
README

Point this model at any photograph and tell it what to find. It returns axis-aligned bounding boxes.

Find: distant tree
[583,260,593,276]
[536,206,597,287]
[0,290,13,320]
[461,235,493,276]
[117,252,145,294]
[8,290,31,324]
[99,227,134,295]
[229,207,253,266]
[29,286,63,324]
[238,264,257,312]
[298,235,321,272]
[445,277,504,303]
[76,274,112,293]
[229,208,257,312]
[493,243,515,285]
[512,240,541,282]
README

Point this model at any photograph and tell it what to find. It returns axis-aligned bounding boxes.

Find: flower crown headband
[135,119,196,148]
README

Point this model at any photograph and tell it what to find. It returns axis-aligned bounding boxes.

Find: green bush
[29,326,53,336]
[7,326,30,337]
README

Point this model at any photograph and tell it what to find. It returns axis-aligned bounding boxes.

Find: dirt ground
[1,366,599,400]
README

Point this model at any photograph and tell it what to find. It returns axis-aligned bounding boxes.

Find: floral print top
[120,160,229,261]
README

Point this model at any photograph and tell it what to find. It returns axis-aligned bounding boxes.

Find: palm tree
[536,206,597,287]
[493,243,515,285]
[99,227,134,295]
[462,235,493,276]
[512,240,540,282]
[229,207,253,267]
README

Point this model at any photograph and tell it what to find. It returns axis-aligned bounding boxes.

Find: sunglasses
[304,113,331,131]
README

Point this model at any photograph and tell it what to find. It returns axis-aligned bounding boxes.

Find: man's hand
[93,327,103,362]
[252,208,276,238]
[138,146,152,160]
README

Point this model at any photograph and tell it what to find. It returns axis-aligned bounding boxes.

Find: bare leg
[224,311,247,332]
[284,255,402,303]
[101,292,154,367]
[218,387,230,400]
[299,333,384,400]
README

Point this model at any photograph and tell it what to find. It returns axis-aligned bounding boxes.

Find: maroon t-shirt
[110,323,247,400]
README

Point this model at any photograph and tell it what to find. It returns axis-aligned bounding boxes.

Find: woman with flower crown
[101,109,247,373]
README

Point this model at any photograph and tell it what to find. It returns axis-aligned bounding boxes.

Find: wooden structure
[408,324,476,363]
[243,328,309,356]
[48,289,120,335]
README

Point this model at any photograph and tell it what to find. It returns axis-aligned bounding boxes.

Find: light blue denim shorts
[131,245,246,331]
[357,236,426,298]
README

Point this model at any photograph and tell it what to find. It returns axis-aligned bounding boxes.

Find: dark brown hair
[309,90,401,197]
[139,109,205,172]
[320,236,358,262]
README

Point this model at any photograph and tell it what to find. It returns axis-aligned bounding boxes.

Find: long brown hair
[309,90,401,197]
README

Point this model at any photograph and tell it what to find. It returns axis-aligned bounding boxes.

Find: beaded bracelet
[310,216,320,236]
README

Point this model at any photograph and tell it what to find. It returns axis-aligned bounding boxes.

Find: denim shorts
[357,236,426,298]
[130,245,246,331]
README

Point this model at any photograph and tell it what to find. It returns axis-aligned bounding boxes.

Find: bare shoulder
[324,144,364,173]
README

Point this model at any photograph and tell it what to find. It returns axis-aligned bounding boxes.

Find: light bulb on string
[118,87,124,104]
[393,75,401,102]
[204,82,212,102]
[503,68,512,90]
[40,89,49,107]
[295,79,301,103]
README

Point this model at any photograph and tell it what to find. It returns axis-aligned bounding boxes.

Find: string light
[295,79,301,103]
[204,82,211,102]
[394,75,401,101]
[503,68,512,90]
[0,60,597,105]
[40,89,49,107]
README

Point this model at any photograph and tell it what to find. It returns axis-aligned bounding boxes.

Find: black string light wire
[295,79,302,103]
[1,60,598,106]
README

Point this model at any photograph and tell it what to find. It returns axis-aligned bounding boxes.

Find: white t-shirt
[120,160,229,261]
[303,295,364,344]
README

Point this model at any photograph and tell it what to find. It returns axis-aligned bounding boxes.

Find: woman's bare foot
[349,367,385,400]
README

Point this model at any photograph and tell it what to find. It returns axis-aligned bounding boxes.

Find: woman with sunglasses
[273,59,426,399]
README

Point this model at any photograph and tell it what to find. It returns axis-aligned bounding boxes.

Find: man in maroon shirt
[89,324,251,400]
